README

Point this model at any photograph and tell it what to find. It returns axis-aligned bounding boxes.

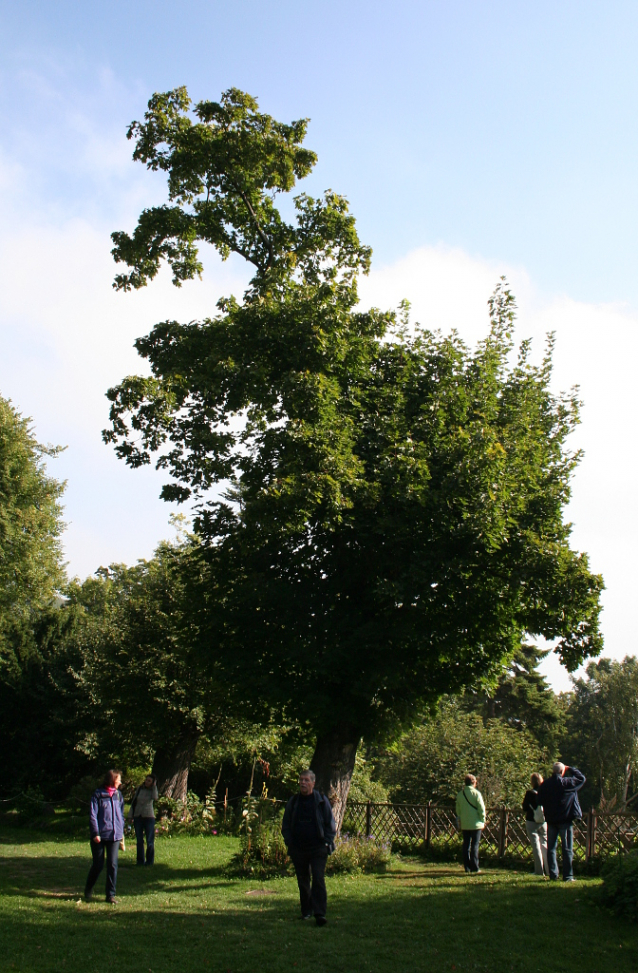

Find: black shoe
[106,897,117,905]
[83,888,93,902]
[315,915,327,927]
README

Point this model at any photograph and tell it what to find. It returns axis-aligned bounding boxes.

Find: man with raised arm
[538,762,586,881]
[281,769,336,926]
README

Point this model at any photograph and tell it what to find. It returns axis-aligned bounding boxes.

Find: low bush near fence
[327,834,393,873]
[600,850,638,920]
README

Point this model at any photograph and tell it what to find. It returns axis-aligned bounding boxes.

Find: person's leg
[309,851,328,917]
[470,830,481,872]
[144,818,155,865]
[561,825,574,880]
[291,851,313,916]
[540,824,549,876]
[85,840,105,895]
[461,831,472,872]
[134,817,146,865]
[104,840,120,900]
[526,821,544,875]
[546,824,559,880]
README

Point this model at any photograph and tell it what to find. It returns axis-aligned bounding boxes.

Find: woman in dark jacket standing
[522,772,548,877]
[84,769,125,904]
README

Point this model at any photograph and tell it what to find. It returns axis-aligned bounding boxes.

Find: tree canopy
[105,87,604,825]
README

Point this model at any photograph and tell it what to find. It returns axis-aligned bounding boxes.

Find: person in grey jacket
[85,769,125,903]
[281,770,336,926]
[127,774,159,865]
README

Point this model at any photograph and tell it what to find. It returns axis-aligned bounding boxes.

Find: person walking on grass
[85,769,125,904]
[537,762,585,882]
[455,774,486,874]
[127,774,159,866]
[282,769,336,927]
[522,772,549,877]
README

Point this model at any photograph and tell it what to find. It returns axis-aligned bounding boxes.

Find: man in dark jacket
[281,769,336,926]
[537,762,586,881]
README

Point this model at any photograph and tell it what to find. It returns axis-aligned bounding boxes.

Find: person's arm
[563,767,586,790]
[89,792,100,841]
[281,798,293,847]
[126,787,138,820]
[322,796,337,847]
[477,791,486,820]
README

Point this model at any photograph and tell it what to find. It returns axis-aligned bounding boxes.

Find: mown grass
[1,828,637,973]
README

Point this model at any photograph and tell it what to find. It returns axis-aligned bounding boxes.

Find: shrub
[153,789,220,837]
[234,801,290,878]
[600,850,638,919]
[327,834,392,874]
[14,786,51,823]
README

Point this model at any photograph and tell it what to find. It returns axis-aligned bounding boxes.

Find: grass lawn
[1,828,637,973]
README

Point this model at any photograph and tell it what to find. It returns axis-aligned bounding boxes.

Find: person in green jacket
[455,774,486,873]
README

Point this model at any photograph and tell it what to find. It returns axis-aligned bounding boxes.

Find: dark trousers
[86,839,119,899]
[547,823,574,880]
[291,847,328,917]
[462,830,481,872]
[134,816,155,865]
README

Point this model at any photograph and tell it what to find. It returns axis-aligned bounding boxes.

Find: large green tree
[105,88,603,827]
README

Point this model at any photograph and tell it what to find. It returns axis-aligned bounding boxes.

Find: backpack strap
[463,789,479,811]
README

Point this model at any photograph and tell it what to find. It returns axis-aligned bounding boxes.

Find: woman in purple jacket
[84,769,125,904]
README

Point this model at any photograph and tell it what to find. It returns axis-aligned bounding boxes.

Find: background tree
[68,537,232,801]
[105,87,604,828]
[565,657,638,808]
[376,697,546,806]
[462,643,567,753]
[0,394,65,666]
[0,395,71,797]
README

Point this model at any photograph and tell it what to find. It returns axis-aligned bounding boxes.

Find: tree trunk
[311,725,360,835]
[152,728,200,803]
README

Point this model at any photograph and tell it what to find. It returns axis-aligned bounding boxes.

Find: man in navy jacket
[282,770,336,926]
[538,762,586,881]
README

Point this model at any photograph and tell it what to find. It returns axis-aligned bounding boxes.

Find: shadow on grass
[1,869,637,973]
[0,854,239,899]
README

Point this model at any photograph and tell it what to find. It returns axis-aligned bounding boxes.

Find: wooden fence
[343,801,638,863]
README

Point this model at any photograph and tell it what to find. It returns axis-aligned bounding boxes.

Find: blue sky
[1,1,637,687]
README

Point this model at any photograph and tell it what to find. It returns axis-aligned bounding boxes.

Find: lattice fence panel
[595,812,638,856]
[478,811,501,858]
[503,812,534,861]
[344,801,638,863]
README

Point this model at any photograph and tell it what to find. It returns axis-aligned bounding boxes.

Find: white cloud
[0,216,250,578]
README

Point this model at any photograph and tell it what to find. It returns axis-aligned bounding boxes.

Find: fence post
[365,800,372,837]
[585,809,592,862]
[498,807,508,858]
[425,801,432,848]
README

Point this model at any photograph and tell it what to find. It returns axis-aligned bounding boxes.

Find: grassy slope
[1,830,636,973]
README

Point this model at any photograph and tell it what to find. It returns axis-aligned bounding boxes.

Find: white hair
[553,762,565,775]
[299,769,316,782]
